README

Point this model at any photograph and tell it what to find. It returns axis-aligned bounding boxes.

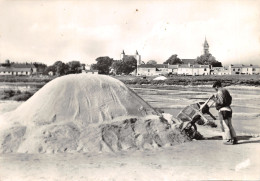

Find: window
[204,68,207,71]
[238,68,240,71]
[148,69,150,72]
[233,68,235,71]
[253,68,255,71]
[26,72,28,75]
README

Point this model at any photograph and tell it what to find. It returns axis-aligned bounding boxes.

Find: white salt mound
[0,74,189,153]
[153,76,167,81]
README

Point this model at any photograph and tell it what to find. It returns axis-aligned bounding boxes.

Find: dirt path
[0,136,259,181]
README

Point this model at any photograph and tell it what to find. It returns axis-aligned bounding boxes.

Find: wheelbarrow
[177,96,216,124]
[177,97,216,139]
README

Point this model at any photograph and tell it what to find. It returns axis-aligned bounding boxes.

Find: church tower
[134,50,141,65]
[120,50,125,60]
[203,38,209,55]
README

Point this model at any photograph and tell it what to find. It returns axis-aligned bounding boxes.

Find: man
[211,80,238,145]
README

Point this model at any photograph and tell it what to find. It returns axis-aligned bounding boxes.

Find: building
[0,63,37,76]
[137,63,211,76]
[229,64,260,75]
[136,64,157,76]
[177,64,211,76]
[136,64,169,76]
[168,65,178,75]
[211,66,229,75]
[203,38,209,55]
[154,64,168,75]
[120,50,142,65]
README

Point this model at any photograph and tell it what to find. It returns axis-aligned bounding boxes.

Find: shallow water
[132,86,260,135]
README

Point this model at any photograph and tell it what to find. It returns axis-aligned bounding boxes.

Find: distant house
[177,64,211,76]
[0,63,37,76]
[154,64,168,75]
[229,64,260,75]
[168,65,178,75]
[48,71,54,76]
[136,64,169,76]
[211,66,229,75]
[136,64,157,76]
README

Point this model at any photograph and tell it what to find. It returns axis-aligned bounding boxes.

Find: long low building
[136,63,260,76]
[211,64,260,75]
[177,64,211,76]
[136,64,169,76]
[137,63,210,76]
[0,63,37,76]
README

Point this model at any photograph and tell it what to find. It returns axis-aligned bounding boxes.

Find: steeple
[136,50,139,55]
[203,37,209,55]
[120,50,125,60]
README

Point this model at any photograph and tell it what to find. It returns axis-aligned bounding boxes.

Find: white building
[0,63,37,76]
[211,66,230,75]
[177,64,211,76]
[168,65,178,75]
[136,64,157,76]
[229,64,260,75]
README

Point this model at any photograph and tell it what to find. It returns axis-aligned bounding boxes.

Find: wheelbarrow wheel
[182,122,197,139]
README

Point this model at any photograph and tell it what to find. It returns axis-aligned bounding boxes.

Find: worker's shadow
[204,135,260,144]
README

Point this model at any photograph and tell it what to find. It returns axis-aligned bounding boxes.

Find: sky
[0,0,259,66]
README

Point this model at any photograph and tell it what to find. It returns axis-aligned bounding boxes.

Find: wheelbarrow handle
[207,111,217,120]
[199,97,212,111]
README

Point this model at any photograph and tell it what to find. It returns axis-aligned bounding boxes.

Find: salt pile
[0,74,189,153]
[153,76,167,80]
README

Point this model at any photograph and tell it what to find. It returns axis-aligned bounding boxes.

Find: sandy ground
[0,131,259,181]
[0,124,260,181]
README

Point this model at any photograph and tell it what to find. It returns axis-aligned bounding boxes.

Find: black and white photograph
[0,0,260,180]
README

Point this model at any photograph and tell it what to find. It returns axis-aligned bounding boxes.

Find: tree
[121,56,137,74]
[44,65,56,75]
[111,60,124,75]
[33,62,47,74]
[111,56,137,75]
[1,59,11,67]
[93,56,114,74]
[164,54,182,65]
[91,63,98,70]
[147,60,157,65]
[53,61,68,75]
[66,61,81,74]
[196,53,222,67]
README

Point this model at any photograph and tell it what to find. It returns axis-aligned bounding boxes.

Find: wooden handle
[199,97,212,111]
